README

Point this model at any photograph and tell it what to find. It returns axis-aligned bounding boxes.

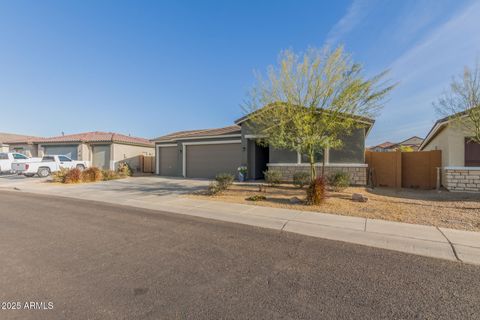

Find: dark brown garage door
[186,143,241,179]
[158,146,178,176]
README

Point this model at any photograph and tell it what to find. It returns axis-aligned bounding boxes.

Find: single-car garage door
[158,146,178,176]
[43,145,78,160]
[186,142,241,179]
[92,145,111,169]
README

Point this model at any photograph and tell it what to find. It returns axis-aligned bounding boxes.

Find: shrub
[102,169,122,181]
[117,161,133,177]
[293,172,310,188]
[64,168,82,184]
[81,167,104,182]
[264,169,282,186]
[328,171,350,192]
[306,176,326,205]
[215,173,235,190]
[246,194,266,201]
[207,181,222,195]
[51,167,69,183]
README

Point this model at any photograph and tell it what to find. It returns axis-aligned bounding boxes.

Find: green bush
[328,171,350,192]
[207,173,235,195]
[306,176,326,205]
[246,194,267,201]
[293,172,310,188]
[81,167,104,182]
[264,169,282,186]
[215,173,235,190]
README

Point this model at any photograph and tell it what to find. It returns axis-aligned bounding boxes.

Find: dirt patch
[188,183,480,231]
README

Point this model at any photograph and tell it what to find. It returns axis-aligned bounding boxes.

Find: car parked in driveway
[12,155,88,177]
[0,152,41,173]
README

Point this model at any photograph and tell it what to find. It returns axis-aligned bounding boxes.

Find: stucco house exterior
[0,132,42,157]
[420,115,480,192]
[153,112,373,185]
[37,132,154,171]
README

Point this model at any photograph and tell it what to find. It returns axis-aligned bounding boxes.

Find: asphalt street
[0,190,479,319]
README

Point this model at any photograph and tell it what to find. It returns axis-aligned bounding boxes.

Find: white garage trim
[156,144,177,174]
[181,140,241,177]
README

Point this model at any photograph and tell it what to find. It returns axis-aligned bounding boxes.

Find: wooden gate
[365,150,441,189]
[141,155,155,173]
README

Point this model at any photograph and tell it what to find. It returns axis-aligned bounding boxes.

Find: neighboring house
[420,116,480,167]
[36,132,154,171]
[368,136,424,152]
[153,113,372,185]
[0,132,43,157]
[420,114,480,192]
[368,141,396,152]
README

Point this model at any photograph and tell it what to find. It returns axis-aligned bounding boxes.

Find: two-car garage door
[185,143,241,179]
[43,145,78,160]
[157,142,241,179]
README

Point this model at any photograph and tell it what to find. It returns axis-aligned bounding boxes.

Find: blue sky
[0,0,479,146]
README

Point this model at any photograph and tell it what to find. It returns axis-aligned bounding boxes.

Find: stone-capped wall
[443,167,480,192]
[267,164,367,186]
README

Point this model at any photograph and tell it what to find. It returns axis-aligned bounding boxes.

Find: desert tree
[434,60,480,143]
[243,46,395,181]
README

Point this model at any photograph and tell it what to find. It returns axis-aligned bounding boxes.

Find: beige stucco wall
[112,143,154,172]
[423,124,470,167]
[0,144,9,153]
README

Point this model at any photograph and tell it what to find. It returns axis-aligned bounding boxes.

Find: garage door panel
[186,143,241,179]
[92,145,110,169]
[159,146,178,176]
[43,145,78,160]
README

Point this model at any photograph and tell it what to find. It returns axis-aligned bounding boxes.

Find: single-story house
[368,136,424,152]
[420,114,480,192]
[0,132,42,157]
[36,131,154,171]
[420,116,480,167]
[153,112,373,185]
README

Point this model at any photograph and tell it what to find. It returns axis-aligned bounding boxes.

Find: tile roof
[370,141,396,149]
[39,131,154,147]
[153,125,241,142]
[0,132,42,144]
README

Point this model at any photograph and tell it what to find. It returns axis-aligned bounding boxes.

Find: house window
[465,138,480,167]
[301,150,324,164]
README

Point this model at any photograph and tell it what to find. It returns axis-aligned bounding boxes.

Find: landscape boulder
[352,193,368,202]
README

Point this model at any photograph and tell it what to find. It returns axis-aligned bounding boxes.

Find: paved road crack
[281,220,289,232]
[437,227,462,262]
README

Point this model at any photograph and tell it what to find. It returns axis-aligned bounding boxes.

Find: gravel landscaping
[190,184,480,231]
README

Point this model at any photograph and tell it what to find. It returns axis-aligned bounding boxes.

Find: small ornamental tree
[434,61,480,143]
[244,46,395,181]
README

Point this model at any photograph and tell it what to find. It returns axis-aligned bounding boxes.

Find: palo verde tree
[434,60,480,143]
[243,46,395,181]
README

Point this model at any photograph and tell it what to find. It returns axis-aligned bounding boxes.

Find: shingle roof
[0,132,42,144]
[153,125,241,142]
[39,131,154,147]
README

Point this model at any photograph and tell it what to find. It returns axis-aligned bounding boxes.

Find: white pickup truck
[12,155,88,177]
[0,152,41,173]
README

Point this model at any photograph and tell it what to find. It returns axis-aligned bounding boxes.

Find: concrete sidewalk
[2,178,479,265]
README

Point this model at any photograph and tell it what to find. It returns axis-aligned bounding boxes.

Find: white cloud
[325,0,374,46]
[368,0,480,145]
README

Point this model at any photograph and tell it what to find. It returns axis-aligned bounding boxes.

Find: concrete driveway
[0,174,210,198]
